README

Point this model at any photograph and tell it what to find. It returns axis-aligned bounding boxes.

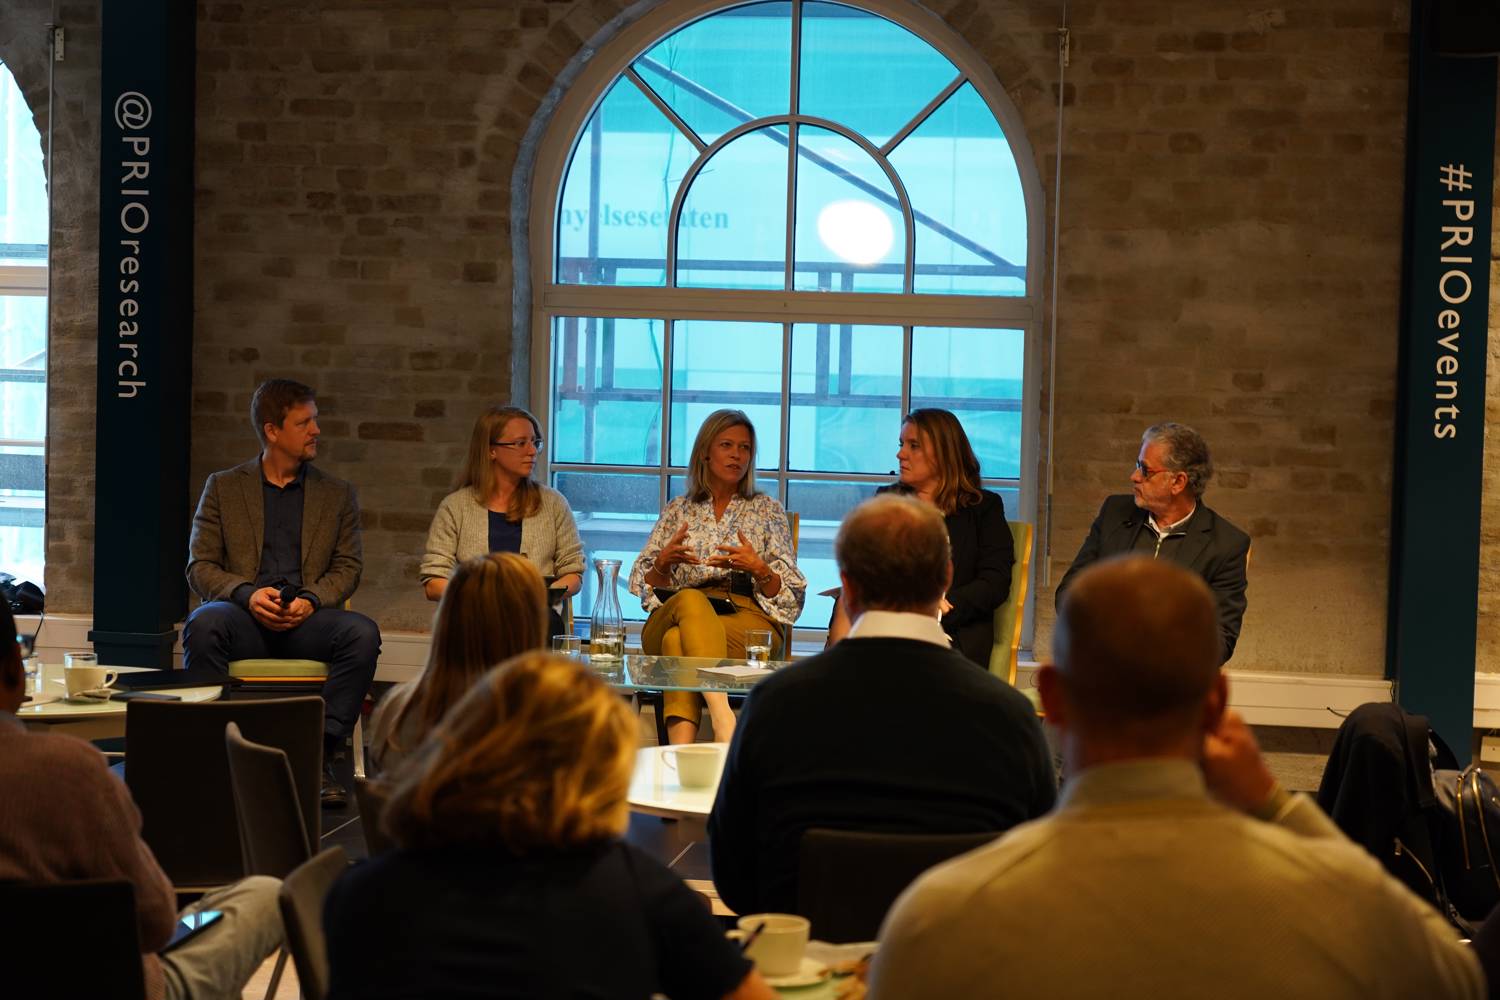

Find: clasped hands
[656,525,771,580]
[248,586,314,632]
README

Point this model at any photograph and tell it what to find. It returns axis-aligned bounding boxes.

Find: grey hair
[1143,423,1213,497]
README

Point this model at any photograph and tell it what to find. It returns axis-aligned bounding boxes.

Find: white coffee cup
[729,913,809,978]
[662,744,722,788]
[65,664,118,698]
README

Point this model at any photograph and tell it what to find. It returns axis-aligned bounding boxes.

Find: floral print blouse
[627,493,807,626]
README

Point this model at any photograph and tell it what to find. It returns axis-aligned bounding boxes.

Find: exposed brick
[358,422,424,442]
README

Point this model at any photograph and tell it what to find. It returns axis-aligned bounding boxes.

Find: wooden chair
[988,521,1035,708]
[796,828,1001,943]
[0,880,146,999]
[279,847,350,1000]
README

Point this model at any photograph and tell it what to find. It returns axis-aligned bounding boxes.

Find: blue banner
[1388,3,1497,760]
[91,0,195,666]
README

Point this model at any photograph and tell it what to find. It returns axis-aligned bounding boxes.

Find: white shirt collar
[1148,502,1197,537]
[846,609,952,649]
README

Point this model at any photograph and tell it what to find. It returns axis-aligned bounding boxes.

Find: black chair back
[226,722,314,878]
[0,879,146,999]
[796,828,1002,942]
[124,696,324,888]
[279,846,349,1000]
[352,776,397,857]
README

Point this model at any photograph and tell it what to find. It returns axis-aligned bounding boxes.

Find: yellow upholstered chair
[227,600,367,778]
[988,521,1035,707]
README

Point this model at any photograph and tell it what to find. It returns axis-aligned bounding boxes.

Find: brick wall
[7,0,1499,672]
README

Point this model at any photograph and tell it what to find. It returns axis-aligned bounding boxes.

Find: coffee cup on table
[662,744,722,788]
[728,913,810,978]
[64,662,118,698]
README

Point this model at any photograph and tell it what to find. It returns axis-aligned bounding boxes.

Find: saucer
[762,957,829,989]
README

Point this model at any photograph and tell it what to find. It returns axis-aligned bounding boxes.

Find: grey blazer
[185,457,364,609]
[418,485,585,584]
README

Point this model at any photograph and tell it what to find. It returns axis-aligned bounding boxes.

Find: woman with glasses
[370,552,549,775]
[419,406,584,635]
[828,408,1015,668]
[326,653,776,1000]
[627,409,806,745]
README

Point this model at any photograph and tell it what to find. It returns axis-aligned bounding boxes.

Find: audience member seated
[419,405,584,636]
[1055,421,1249,662]
[827,408,1015,667]
[369,552,549,774]
[708,494,1054,917]
[0,603,284,1000]
[182,377,382,807]
[324,652,776,1000]
[870,556,1484,1000]
[627,409,806,745]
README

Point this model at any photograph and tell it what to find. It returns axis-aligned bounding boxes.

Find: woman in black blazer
[829,408,1015,668]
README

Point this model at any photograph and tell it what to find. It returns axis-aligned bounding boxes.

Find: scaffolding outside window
[531,0,1042,632]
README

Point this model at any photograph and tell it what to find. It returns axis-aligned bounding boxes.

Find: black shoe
[321,756,348,809]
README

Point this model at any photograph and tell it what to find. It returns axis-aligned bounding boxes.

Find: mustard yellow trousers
[640,588,780,727]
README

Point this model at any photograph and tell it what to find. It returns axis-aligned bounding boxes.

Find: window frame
[527,0,1046,639]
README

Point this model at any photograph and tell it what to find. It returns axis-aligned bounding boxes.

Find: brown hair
[385,553,549,755]
[835,495,951,611]
[251,379,316,446]
[457,406,543,522]
[684,408,758,503]
[383,652,638,854]
[895,409,984,514]
[1053,556,1222,745]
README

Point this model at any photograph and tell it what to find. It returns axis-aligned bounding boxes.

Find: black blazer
[878,486,1015,668]
[1056,494,1250,662]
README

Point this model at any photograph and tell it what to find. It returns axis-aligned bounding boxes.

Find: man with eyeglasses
[1055,422,1249,662]
[183,378,381,808]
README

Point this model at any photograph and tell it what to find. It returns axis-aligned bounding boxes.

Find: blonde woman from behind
[369,552,549,775]
[325,653,777,1000]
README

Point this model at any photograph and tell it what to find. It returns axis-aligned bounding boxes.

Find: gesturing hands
[656,524,700,572]
[709,530,770,580]
[248,587,314,632]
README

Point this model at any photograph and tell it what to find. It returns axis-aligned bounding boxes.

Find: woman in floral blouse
[628,410,806,744]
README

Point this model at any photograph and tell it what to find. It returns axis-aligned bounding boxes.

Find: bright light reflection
[816,199,893,266]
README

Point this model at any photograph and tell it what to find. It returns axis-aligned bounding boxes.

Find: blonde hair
[898,409,983,514]
[684,408,758,503]
[457,406,542,522]
[383,652,638,854]
[386,553,549,753]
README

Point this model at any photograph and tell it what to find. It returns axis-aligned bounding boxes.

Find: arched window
[529,0,1042,630]
[0,60,47,587]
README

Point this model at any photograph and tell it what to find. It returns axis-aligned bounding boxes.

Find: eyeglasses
[492,437,545,451]
[1134,460,1173,478]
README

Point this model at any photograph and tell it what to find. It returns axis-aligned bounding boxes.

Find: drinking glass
[552,635,582,659]
[745,629,772,665]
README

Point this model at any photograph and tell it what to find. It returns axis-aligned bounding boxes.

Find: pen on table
[738,921,766,953]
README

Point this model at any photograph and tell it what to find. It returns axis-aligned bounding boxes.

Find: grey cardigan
[418,484,585,584]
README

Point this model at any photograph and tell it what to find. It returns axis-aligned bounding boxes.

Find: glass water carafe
[590,558,625,664]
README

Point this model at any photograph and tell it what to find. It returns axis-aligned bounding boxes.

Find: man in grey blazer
[1056,422,1250,662]
[183,379,380,807]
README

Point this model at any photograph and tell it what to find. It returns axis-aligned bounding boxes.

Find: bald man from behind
[870,556,1484,1000]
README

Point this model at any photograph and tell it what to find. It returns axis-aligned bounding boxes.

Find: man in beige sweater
[871,556,1486,1000]
[0,605,284,1000]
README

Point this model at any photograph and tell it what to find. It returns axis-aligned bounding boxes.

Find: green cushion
[226,658,330,679]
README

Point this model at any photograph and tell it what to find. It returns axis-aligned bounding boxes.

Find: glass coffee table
[588,653,794,694]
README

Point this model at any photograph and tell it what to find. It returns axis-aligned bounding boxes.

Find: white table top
[627,743,727,818]
[18,662,223,722]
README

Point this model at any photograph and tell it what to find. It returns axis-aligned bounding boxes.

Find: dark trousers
[183,601,381,743]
